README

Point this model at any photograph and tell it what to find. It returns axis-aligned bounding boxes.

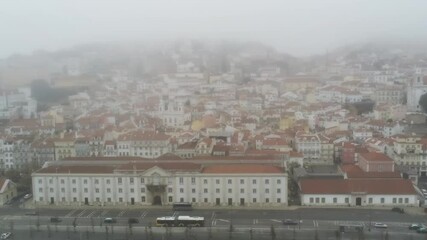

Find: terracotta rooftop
[35,165,115,174]
[300,178,416,195]
[359,152,393,162]
[340,165,401,179]
[202,164,285,174]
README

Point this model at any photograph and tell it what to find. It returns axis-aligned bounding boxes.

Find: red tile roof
[202,164,284,174]
[340,165,401,179]
[359,152,393,162]
[36,166,115,174]
[300,179,416,195]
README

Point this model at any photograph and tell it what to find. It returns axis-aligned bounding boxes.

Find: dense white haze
[1,0,427,58]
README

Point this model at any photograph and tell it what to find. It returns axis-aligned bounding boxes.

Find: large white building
[407,75,427,112]
[300,178,418,206]
[32,161,288,207]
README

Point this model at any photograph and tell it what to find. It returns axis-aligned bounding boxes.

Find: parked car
[128,218,139,224]
[23,194,32,199]
[50,217,62,223]
[417,227,427,233]
[391,207,404,213]
[103,218,117,224]
[0,232,12,239]
[373,222,388,229]
[409,223,425,230]
[282,219,299,225]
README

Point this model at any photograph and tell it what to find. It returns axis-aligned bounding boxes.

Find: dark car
[128,218,139,224]
[282,219,299,225]
[50,217,62,223]
[391,207,405,214]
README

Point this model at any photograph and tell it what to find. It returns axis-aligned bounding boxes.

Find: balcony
[145,178,167,193]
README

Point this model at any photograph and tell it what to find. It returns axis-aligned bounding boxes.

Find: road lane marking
[140,211,147,219]
[117,210,126,217]
[217,219,230,223]
[313,220,318,227]
[65,209,77,217]
[86,210,97,218]
[271,219,281,223]
[253,219,259,224]
[77,209,87,217]
[100,210,109,217]
[211,220,217,226]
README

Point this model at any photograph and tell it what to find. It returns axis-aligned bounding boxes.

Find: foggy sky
[1,0,427,58]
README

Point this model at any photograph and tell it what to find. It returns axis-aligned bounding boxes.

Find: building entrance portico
[153,195,162,205]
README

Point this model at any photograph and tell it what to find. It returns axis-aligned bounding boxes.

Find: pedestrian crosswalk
[62,209,134,219]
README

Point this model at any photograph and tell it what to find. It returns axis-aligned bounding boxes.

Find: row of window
[40,177,284,185]
[309,197,410,204]
[179,188,282,194]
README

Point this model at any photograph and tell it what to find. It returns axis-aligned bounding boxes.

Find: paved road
[0,207,426,234]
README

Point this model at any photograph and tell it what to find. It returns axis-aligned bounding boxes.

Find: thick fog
[1,0,427,58]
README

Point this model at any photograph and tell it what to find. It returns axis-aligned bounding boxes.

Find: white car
[23,194,32,199]
[0,232,12,239]
[373,222,388,229]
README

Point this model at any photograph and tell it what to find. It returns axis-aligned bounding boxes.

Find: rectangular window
[204,179,208,184]
[141,178,145,184]
[228,179,232,184]
[180,188,184,193]
[333,198,337,203]
[168,188,172,193]
[180,198,184,202]
[119,198,123,202]
[118,188,123,193]
[192,198,196,203]
[265,189,270,194]
[277,189,281,194]
[265,179,270,184]
[369,198,373,204]
[204,198,208,203]
[141,188,146,193]
[266,198,270,203]
[118,178,122,184]
[277,198,281,203]
[405,198,409,203]
[179,177,184,184]
[393,198,397,203]
[130,178,134,184]
[61,179,65,184]
[252,179,257,184]
[321,198,325,203]
[253,198,257,203]
[253,189,257,194]
[49,179,53,184]
[84,188,88,193]
[315,198,320,203]
[106,179,110,184]
[240,189,244,193]
[142,196,146,202]
[216,179,220,184]
[94,179,99,184]
[228,189,232,193]
[345,198,349,203]
[240,179,244,184]
[168,196,173,202]
[72,179,76,184]
[277,179,281,184]
[191,177,196,184]
[39,188,43,193]
[216,188,220,193]
[73,188,76,193]
[310,197,314,203]
[96,197,100,202]
[107,188,111,193]
[83,179,88,184]
[38,179,42,184]
[107,198,111,202]
[204,188,208,193]
[130,189,134,193]
[95,188,99,193]
[61,188,65,193]
[192,189,196,193]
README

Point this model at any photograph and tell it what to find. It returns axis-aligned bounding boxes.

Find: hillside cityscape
[0,39,425,239]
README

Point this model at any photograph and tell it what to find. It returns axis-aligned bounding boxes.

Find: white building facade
[32,162,288,207]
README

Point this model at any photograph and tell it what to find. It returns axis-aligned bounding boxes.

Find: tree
[419,93,427,113]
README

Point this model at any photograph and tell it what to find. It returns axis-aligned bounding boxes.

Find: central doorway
[356,197,362,206]
[153,195,162,205]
